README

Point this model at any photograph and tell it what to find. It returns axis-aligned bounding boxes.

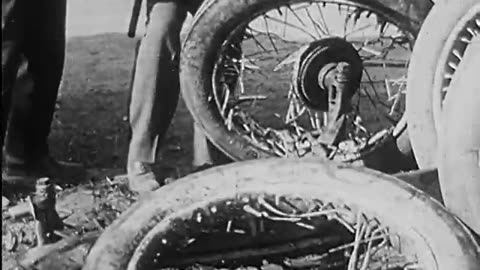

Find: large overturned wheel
[406,0,480,168]
[83,159,480,270]
[180,0,430,171]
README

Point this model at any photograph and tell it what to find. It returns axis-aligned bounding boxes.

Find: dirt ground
[3,29,209,268]
[0,32,186,269]
[2,0,199,265]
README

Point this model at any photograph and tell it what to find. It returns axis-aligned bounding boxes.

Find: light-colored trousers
[128,1,212,167]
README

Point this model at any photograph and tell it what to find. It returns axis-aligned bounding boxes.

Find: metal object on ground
[30,178,63,246]
[317,62,357,145]
[290,37,363,146]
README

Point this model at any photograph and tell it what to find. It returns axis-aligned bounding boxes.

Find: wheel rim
[432,5,480,135]
[127,193,434,270]
[205,0,415,162]
[438,33,480,235]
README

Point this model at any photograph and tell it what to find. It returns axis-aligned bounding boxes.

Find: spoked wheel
[438,33,480,234]
[406,0,480,169]
[181,0,423,169]
[83,159,480,270]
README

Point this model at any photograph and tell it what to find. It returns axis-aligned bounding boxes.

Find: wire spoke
[149,195,419,269]
[211,0,411,160]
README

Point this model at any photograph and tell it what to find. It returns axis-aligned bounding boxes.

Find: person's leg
[127,1,187,192]
[4,0,83,185]
[1,0,25,153]
[21,0,66,159]
[2,0,29,186]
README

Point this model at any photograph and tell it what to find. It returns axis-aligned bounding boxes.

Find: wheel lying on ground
[180,0,429,171]
[83,159,480,270]
[438,33,480,234]
[406,0,480,168]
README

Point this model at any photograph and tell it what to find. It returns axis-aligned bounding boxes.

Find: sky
[66,0,399,39]
[67,0,146,37]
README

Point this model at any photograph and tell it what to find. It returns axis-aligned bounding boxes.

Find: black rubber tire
[438,34,480,235]
[406,0,480,169]
[180,0,424,162]
[83,159,480,270]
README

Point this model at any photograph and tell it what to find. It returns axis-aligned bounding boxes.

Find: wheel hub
[293,37,363,111]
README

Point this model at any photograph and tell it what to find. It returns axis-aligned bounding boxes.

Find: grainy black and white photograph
[1,0,479,269]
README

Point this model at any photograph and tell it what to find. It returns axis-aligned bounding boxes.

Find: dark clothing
[2,0,66,162]
[146,0,200,19]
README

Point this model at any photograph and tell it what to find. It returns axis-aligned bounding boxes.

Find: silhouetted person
[2,0,83,187]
